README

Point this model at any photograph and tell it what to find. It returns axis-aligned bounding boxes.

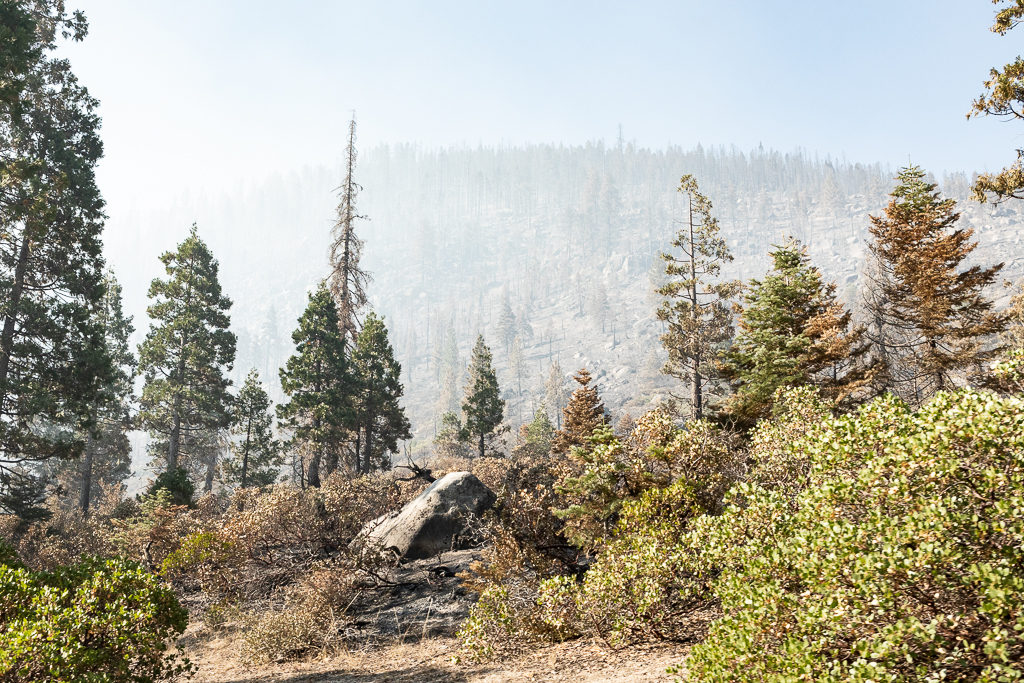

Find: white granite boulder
[358,471,496,560]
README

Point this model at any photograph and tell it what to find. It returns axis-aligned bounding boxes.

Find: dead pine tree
[329,115,372,345]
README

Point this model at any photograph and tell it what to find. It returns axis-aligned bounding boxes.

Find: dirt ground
[187,635,688,682]
[179,548,689,682]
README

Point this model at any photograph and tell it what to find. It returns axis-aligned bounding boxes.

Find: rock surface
[359,471,496,560]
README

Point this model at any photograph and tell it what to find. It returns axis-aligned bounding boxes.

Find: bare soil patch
[187,635,688,682]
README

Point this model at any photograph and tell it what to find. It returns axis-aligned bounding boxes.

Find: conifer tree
[864,166,1005,404]
[434,319,460,416]
[511,405,555,459]
[656,175,741,420]
[433,412,469,460]
[551,368,610,455]
[460,335,505,458]
[223,369,282,489]
[329,116,370,344]
[0,3,112,508]
[721,240,872,427]
[278,283,352,487]
[351,312,411,473]
[544,361,570,429]
[969,1,1024,202]
[138,226,236,477]
[68,271,135,514]
[496,293,517,354]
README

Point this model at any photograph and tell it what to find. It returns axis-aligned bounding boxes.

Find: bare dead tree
[329,115,371,344]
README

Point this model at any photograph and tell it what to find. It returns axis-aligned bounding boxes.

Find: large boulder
[358,471,496,560]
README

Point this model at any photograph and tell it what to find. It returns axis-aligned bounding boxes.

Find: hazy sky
[62,0,1023,212]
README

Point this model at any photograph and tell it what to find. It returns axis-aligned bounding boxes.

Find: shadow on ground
[215,664,475,683]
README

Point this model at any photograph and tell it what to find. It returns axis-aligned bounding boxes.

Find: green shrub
[0,555,192,682]
[537,415,741,646]
[686,390,1024,682]
[146,468,195,507]
[459,410,742,659]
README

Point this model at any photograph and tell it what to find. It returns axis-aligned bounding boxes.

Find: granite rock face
[358,471,496,560]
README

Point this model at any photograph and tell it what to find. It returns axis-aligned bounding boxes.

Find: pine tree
[460,335,505,458]
[656,175,741,420]
[277,283,353,487]
[720,240,872,427]
[434,319,460,416]
[551,368,610,455]
[66,271,135,514]
[433,412,469,460]
[329,116,370,344]
[496,292,517,354]
[509,335,525,397]
[864,166,1005,405]
[138,226,236,477]
[511,405,555,460]
[0,3,112,509]
[223,369,282,489]
[544,361,570,430]
[351,312,411,473]
[969,1,1024,202]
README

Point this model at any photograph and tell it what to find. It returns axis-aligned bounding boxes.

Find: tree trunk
[240,415,252,488]
[363,421,373,474]
[0,234,31,415]
[204,446,216,493]
[308,416,322,488]
[478,431,485,459]
[688,197,703,421]
[168,408,182,472]
[79,437,95,515]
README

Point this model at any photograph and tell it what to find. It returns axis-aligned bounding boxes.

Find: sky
[60,0,1024,215]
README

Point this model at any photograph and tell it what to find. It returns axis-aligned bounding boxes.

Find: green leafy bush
[538,415,741,646]
[459,410,742,659]
[686,390,1024,682]
[146,468,195,507]
[0,555,192,682]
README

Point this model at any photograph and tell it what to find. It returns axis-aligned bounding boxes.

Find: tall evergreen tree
[68,271,135,514]
[351,312,411,473]
[0,3,112,509]
[278,283,352,487]
[329,115,370,344]
[656,175,741,420]
[551,368,610,455]
[460,335,505,459]
[864,166,1005,405]
[496,292,517,353]
[720,240,873,427]
[543,361,569,430]
[224,369,282,489]
[138,225,236,476]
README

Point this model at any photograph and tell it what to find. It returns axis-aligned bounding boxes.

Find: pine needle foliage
[224,369,282,489]
[460,335,505,459]
[721,239,873,427]
[351,312,411,473]
[550,368,609,455]
[138,225,236,475]
[864,166,1005,405]
[0,2,112,507]
[277,283,353,487]
[969,0,1024,202]
[656,175,741,419]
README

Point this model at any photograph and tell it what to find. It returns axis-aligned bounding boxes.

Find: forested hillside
[106,143,1024,453]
